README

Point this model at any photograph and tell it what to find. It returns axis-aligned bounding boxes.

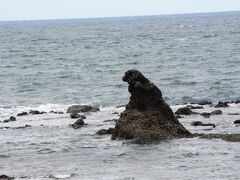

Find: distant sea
[1,12,240,180]
[0,11,240,107]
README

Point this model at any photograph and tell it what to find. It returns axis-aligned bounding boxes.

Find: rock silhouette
[112,70,191,140]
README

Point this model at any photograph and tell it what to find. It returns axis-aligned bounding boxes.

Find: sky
[0,0,240,21]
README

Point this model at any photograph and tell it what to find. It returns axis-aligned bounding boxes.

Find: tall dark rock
[112,70,191,140]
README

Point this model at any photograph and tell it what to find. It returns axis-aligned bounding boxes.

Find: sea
[0,11,240,179]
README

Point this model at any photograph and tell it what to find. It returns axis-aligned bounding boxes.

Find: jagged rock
[0,174,14,180]
[112,70,191,140]
[17,112,28,116]
[215,101,229,108]
[200,112,211,118]
[70,113,86,119]
[191,121,216,128]
[235,100,240,104]
[96,128,114,135]
[210,110,222,115]
[234,120,240,124]
[71,119,85,129]
[29,110,45,115]
[175,107,197,115]
[67,105,99,114]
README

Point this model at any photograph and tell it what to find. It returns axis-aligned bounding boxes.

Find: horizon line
[0,10,239,23]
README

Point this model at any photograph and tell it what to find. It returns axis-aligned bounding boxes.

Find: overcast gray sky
[0,0,240,21]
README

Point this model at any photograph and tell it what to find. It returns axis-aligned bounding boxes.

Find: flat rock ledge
[111,70,191,141]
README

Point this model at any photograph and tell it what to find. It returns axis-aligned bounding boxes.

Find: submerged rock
[185,105,203,109]
[210,110,222,115]
[29,110,46,115]
[175,107,196,115]
[198,101,212,105]
[96,128,114,135]
[191,121,216,128]
[17,112,28,116]
[70,113,86,119]
[112,70,191,140]
[67,105,99,114]
[234,120,240,124]
[2,116,16,123]
[71,119,85,129]
[200,112,211,118]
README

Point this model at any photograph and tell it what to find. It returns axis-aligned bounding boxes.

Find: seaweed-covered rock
[112,70,191,140]
[67,105,99,113]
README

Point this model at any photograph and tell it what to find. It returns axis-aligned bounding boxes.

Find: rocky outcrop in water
[112,70,191,140]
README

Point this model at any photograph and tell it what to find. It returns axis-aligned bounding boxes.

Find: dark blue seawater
[0,11,240,107]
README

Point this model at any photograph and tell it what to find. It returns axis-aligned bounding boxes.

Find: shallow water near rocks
[1,104,240,179]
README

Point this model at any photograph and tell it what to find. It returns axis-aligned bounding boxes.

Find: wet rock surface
[112,70,191,140]
[67,105,99,113]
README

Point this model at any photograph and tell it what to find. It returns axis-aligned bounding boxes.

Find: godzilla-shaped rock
[111,70,191,140]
